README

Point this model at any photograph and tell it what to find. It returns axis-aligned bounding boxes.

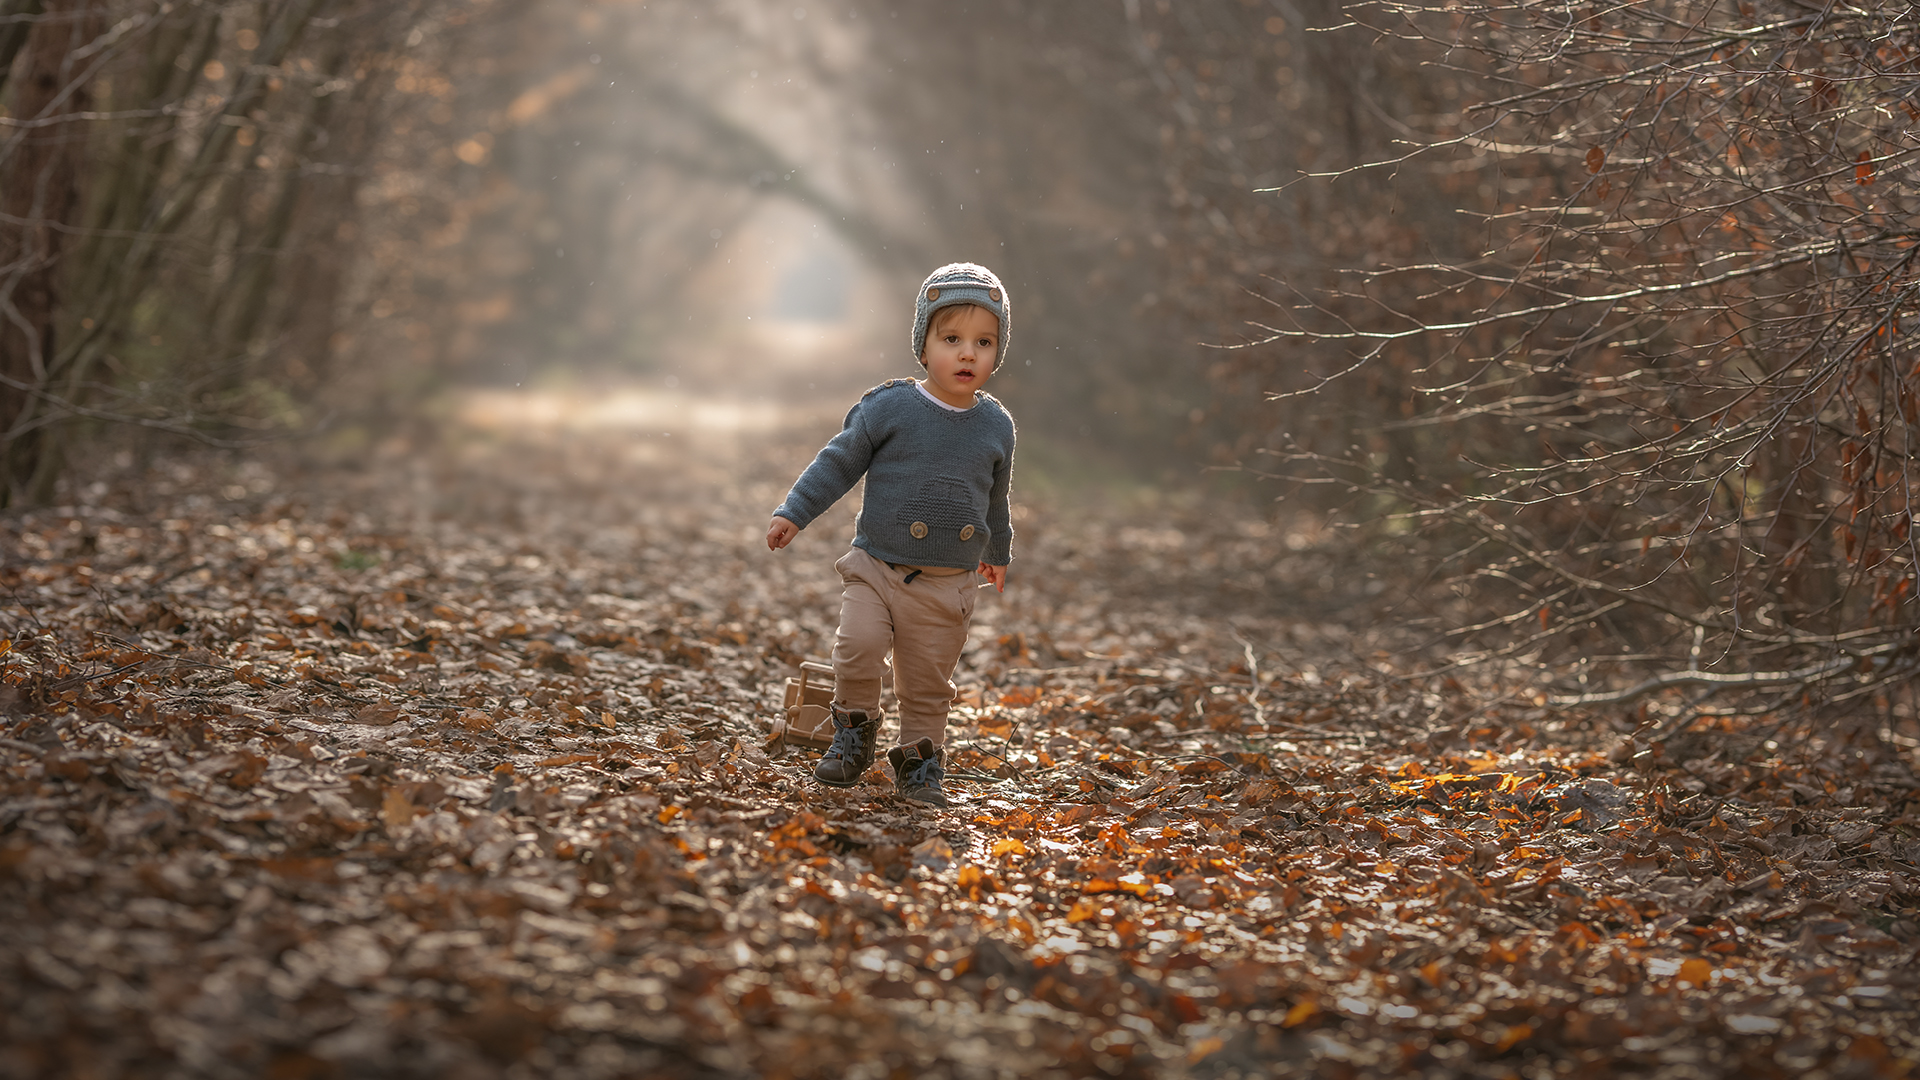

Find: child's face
[919,304,998,408]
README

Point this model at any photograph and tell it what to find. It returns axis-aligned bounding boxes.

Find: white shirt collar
[916,380,975,412]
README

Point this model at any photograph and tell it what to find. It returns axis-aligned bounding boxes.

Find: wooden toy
[767,660,836,752]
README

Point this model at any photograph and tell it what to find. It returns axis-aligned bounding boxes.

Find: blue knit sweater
[775,379,1016,569]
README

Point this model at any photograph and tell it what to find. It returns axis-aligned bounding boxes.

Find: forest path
[1,391,1914,1078]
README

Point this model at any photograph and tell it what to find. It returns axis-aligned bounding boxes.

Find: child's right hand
[766,516,800,550]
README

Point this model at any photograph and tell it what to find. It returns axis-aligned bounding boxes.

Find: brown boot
[813,705,879,787]
[887,737,948,808]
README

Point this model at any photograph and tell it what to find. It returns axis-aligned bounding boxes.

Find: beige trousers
[831,547,979,748]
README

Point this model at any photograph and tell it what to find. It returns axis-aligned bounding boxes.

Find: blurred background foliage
[2,0,1450,496]
[5,0,1919,718]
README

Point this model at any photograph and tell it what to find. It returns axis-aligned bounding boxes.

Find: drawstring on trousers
[887,560,973,586]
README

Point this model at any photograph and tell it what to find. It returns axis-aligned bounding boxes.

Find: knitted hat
[912,262,1010,369]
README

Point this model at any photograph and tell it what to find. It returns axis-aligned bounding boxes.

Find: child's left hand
[978,563,1007,592]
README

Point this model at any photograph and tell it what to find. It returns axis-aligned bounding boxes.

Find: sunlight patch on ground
[456,385,814,436]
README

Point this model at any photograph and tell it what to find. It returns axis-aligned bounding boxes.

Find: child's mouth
[955,369,974,381]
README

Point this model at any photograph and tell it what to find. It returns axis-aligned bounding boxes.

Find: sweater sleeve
[984,436,1014,565]
[773,401,876,529]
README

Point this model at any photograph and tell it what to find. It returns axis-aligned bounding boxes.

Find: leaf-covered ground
[2,389,1917,1079]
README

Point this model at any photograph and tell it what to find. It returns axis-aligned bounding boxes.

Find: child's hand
[767,517,800,550]
[978,563,1007,592]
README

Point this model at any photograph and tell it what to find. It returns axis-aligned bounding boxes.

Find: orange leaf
[1856,151,1874,184]
[1055,804,1099,827]
[1495,1023,1533,1051]
[1586,145,1606,173]
[381,787,417,832]
[1677,957,1712,987]
[990,838,1028,858]
[259,857,339,882]
[354,701,402,726]
[1281,998,1319,1027]
[657,804,681,824]
[1850,1035,1890,1062]
[1557,921,1599,948]
[997,686,1041,706]
[1099,821,1145,855]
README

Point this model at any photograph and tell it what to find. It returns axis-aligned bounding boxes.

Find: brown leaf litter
[1,409,1915,1078]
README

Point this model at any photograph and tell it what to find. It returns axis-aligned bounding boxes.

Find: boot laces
[825,712,869,761]
[902,749,943,790]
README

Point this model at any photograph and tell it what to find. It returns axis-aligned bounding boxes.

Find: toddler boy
[765,263,1017,808]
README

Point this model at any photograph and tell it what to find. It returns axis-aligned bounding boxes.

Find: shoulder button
[959,525,975,541]
[910,521,929,539]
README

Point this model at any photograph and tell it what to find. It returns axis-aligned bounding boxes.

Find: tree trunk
[0,0,96,506]
[0,0,46,101]
[214,38,353,376]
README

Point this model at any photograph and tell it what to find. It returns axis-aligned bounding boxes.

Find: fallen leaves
[0,415,1915,1077]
